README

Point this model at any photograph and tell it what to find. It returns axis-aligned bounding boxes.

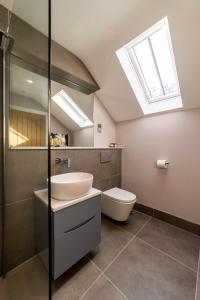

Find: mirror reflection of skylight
[52,90,93,128]
[116,17,183,114]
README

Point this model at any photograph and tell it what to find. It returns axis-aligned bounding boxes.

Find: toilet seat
[103,187,136,203]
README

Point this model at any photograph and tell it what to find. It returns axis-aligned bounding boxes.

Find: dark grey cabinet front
[52,195,101,279]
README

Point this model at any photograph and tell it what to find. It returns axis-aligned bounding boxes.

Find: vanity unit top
[34,188,102,212]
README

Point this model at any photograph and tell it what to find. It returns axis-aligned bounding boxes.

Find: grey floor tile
[88,219,132,271]
[82,275,127,300]
[196,271,200,300]
[111,210,151,235]
[52,257,100,300]
[0,277,8,300]
[138,218,200,271]
[106,238,196,300]
[6,256,49,300]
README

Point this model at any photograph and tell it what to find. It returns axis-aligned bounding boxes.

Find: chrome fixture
[63,158,71,167]
[55,157,71,168]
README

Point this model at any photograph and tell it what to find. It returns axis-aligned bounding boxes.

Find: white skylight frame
[52,90,93,128]
[116,17,183,115]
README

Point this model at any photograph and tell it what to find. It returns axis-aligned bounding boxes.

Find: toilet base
[101,196,136,221]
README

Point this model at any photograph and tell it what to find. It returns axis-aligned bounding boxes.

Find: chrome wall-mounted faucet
[55,157,71,168]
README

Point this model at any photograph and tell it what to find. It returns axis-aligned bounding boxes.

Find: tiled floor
[2,256,49,300]
[53,210,200,300]
[1,210,200,300]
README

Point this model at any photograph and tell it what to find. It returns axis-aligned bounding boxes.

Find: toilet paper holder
[156,160,170,169]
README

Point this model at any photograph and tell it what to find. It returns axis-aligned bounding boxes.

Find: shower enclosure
[0,0,51,299]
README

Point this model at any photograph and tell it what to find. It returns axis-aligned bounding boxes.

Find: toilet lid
[103,187,136,203]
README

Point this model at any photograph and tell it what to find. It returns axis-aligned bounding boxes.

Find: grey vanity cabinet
[52,195,101,279]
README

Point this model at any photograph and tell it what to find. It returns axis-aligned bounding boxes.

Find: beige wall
[72,127,94,147]
[94,96,116,147]
[51,95,116,148]
[117,109,200,225]
[51,115,71,135]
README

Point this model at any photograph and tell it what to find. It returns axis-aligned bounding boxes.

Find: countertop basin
[50,172,93,201]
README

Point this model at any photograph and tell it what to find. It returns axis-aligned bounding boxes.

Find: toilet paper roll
[156,160,169,169]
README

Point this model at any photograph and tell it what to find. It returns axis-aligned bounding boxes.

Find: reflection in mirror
[9,62,48,148]
[51,81,94,147]
[8,63,95,149]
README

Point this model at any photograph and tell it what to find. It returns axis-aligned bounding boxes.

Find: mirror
[6,1,98,149]
[50,81,94,147]
[9,62,48,148]
[8,63,95,149]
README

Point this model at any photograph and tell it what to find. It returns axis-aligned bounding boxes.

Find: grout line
[103,274,129,299]
[152,215,200,238]
[135,205,200,238]
[133,208,153,218]
[81,217,152,299]
[102,217,134,236]
[87,256,103,274]
[83,215,199,299]
[135,216,153,236]
[79,273,103,300]
[82,259,129,300]
[103,236,135,273]
[6,254,39,276]
[3,197,34,208]
[103,217,152,274]
[137,237,197,274]
[102,210,152,236]
[195,249,200,300]
[82,259,128,300]
[79,257,104,299]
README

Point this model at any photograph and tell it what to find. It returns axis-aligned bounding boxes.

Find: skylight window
[52,90,93,128]
[116,17,183,114]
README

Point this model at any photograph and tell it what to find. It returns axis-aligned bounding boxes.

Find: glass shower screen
[0,0,51,299]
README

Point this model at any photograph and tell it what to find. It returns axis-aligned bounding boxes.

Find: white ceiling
[2,0,200,121]
[11,64,48,110]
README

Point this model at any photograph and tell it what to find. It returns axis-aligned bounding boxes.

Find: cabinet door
[53,205,101,279]
[53,196,100,239]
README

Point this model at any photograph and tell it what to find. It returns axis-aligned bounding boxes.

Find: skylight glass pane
[132,39,164,99]
[150,28,179,96]
[116,16,183,115]
[52,90,93,128]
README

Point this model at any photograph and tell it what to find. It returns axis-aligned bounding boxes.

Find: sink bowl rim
[49,172,93,184]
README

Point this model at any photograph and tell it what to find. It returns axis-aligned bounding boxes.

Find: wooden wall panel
[9,109,46,147]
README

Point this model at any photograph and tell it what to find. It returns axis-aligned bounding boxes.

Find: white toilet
[101,187,136,221]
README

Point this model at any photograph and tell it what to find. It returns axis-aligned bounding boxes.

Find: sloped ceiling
[2,0,200,121]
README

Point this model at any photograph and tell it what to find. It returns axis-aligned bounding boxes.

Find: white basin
[50,172,93,201]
